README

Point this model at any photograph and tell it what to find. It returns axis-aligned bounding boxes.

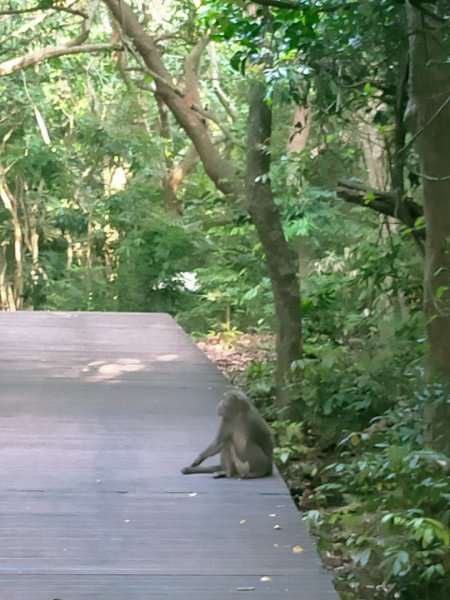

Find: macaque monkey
[181,389,273,479]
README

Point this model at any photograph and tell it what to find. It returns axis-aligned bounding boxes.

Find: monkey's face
[217,391,248,417]
[217,393,232,417]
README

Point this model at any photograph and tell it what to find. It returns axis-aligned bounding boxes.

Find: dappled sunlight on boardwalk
[82,358,146,381]
[0,312,337,599]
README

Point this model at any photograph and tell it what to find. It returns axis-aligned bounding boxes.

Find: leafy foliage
[1,1,450,598]
[305,385,450,599]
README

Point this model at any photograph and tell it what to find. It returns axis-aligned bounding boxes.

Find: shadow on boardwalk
[0,312,337,599]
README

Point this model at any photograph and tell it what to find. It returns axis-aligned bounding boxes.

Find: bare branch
[400,94,450,154]
[248,0,300,9]
[414,170,450,182]
[190,103,245,149]
[184,36,209,105]
[51,6,89,18]
[0,43,122,77]
[182,37,244,147]
[128,34,241,150]
[2,12,49,48]
[66,0,100,48]
[123,39,185,96]
[103,0,238,195]
[208,43,238,121]
[0,5,88,18]
[245,0,356,12]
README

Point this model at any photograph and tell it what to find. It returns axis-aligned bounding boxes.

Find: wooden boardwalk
[0,312,337,599]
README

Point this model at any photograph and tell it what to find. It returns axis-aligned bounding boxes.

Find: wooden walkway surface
[0,312,337,599]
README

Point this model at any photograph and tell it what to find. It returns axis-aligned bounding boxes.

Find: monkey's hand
[181,456,204,473]
[190,456,204,467]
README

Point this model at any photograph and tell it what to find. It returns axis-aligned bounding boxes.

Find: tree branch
[336,179,425,240]
[0,5,88,18]
[248,0,300,8]
[208,43,238,121]
[103,0,238,196]
[190,103,246,148]
[400,94,450,155]
[66,0,100,47]
[184,35,209,105]
[245,0,356,11]
[0,43,122,77]
[124,37,244,147]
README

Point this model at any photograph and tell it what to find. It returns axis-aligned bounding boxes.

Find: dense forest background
[1,1,449,598]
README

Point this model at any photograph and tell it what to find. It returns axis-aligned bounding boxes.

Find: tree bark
[103,0,237,196]
[103,0,303,405]
[162,145,199,216]
[246,81,302,404]
[406,1,450,449]
[287,104,311,155]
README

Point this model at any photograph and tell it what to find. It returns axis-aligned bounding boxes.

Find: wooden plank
[0,575,338,599]
[0,312,337,598]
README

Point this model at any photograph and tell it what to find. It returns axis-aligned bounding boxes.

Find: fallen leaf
[292,545,304,554]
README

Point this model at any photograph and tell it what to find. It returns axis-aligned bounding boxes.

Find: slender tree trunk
[0,243,9,310]
[65,233,74,268]
[19,181,42,305]
[246,81,302,404]
[86,207,93,270]
[287,105,311,156]
[359,107,391,192]
[406,1,450,449]
[30,203,39,285]
[12,220,23,309]
[0,174,23,309]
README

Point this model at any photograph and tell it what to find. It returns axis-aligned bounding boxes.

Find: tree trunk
[246,81,302,404]
[103,0,303,405]
[65,233,74,269]
[287,104,311,156]
[0,174,23,309]
[0,243,9,310]
[406,1,450,449]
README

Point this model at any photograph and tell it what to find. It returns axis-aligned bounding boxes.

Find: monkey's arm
[187,422,230,467]
[180,439,224,475]
[190,438,223,466]
[181,463,223,475]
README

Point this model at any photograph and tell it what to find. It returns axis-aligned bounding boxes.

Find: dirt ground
[196,333,275,377]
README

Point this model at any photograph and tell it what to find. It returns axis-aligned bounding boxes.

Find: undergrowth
[238,354,450,600]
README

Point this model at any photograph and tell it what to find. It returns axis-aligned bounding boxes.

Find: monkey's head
[217,390,250,418]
